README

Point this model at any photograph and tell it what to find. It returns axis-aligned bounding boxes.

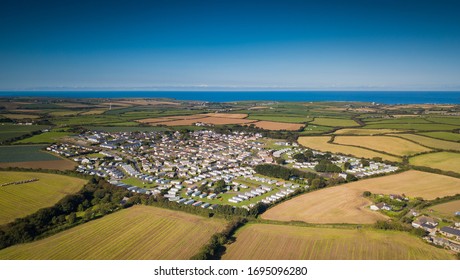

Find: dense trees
[254,164,318,183]
[314,159,342,173]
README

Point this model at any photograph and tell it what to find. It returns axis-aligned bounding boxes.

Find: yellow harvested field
[136,116,202,124]
[262,171,460,224]
[196,117,255,125]
[334,128,405,135]
[334,136,431,156]
[409,152,460,173]
[250,121,304,131]
[430,200,460,218]
[393,134,460,151]
[222,224,454,260]
[80,109,106,115]
[310,117,359,127]
[0,171,87,225]
[0,206,226,260]
[298,136,400,162]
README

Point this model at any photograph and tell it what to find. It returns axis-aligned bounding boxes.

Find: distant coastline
[0,91,459,104]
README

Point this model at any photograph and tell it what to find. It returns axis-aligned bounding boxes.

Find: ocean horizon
[0,91,459,104]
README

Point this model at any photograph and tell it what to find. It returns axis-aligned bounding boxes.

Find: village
[46,129,403,211]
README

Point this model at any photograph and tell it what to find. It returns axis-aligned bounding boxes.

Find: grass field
[0,124,49,143]
[409,152,460,173]
[247,115,312,123]
[298,136,400,162]
[222,224,454,260]
[430,200,460,218]
[334,128,404,135]
[301,125,334,134]
[0,206,226,260]
[334,136,431,156]
[0,171,87,225]
[83,126,169,132]
[0,145,61,162]
[15,131,72,144]
[364,123,459,131]
[310,117,359,127]
[262,171,460,224]
[1,114,40,119]
[393,134,460,151]
[419,132,460,142]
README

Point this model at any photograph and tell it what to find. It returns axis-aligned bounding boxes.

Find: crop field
[0,206,226,260]
[84,126,169,132]
[298,136,400,162]
[364,117,431,124]
[409,152,460,173]
[430,200,460,218]
[334,136,431,156]
[1,114,40,119]
[334,128,404,135]
[15,131,72,144]
[300,125,334,135]
[364,123,459,131]
[262,171,460,224]
[222,224,453,260]
[418,132,460,142]
[0,124,49,143]
[247,115,311,123]
[0,160,77,171]
[138,114,257,126]
[0,171,87,225]
[0,145,61,162]
[393,134,460,151]
[249,121,304,131]
[310,117,359,127]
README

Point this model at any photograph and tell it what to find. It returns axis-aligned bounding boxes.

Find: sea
[0,91,459,104]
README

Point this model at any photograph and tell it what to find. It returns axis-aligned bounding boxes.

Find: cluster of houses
[412,216,460,253]
[47,143,96,158]
[280,147,398,178]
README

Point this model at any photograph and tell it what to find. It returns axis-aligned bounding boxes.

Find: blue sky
[0,0,459,90]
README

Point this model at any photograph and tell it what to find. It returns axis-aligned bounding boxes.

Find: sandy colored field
[80,109,107,115]
[103,100,180,106]
[250,121,304,131]
[334,128,405,135]
[298,136,400,162]
[1,114,40,119]
[431,200,460,217]
[222,224,454,260]
[334,136,431,156]
[0,171,86,225]
[200,113,248,119]
[393,134,460,151]
[136,116,202,124]
[0,206,225,260]
[0,159,77,171]
[409,152,460,173]
[311,117,359,127]
[262,171,460,224]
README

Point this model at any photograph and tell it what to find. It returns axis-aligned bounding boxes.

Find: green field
[0,145,61,162]
[418,132,460,142]
[121,177,155,188]
[15,131,72,144]
[430,200,460,219]
[247,115,312,123]
[364,117,431,124]
[364,123,459,131]
[409,152,460,173]
[0,206,225,259]
[300,125,334,135]
[0,171,87,224]
[222,224,454,260]
[0,124,49,143]
[426,116,460,126]
[310,117,359,127]
[83,126,169,132]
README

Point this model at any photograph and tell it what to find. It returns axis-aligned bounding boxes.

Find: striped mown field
[223,224,454,260]
[262,171,460,224]
[334,136,431,156]
[0,171,87,225]
[298,136,400,162]
[0,206,226,260]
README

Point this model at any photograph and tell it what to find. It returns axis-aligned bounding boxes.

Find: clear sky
[1,0,459,91]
